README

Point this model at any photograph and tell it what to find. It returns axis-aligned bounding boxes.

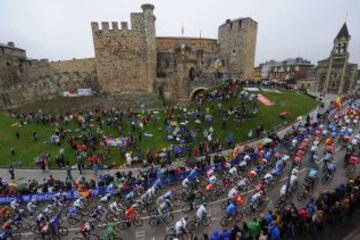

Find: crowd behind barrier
[203,175,360,240]
[0,127,314,204]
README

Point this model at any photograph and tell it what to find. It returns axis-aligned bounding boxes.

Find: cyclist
[10,199,20,211]
[143,185,156,200]
[263,172,274,185]
[249,190,265,207]
[157,198,171,216]
[36,211,47,225]
[49,213,62,234]
[73,197,84,210]
[80,219,95,239]
[42,204,53,216]
[229,166,239,178]
[325,162,336,176]
[0,230,11,240]
[157,190,174,204]
[26,200,37,215]
[237,178,249,191]
[228,187,239,199]
[100,193,112,204]
[89,206,103,219]
[109,200,123,216]
[208,174,218,184]
[182,177,191,189]
[225,201,240,218]
[196,203,207,221]
[175,216,188,237]
[125,205,137,221]
[103,222,119,240]
[39,218,50,239]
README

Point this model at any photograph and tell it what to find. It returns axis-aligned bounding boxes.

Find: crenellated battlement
[91,3,156,94]
[91,21,131,32]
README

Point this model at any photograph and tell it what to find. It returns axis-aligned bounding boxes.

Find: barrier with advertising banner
[0,187,106,204]
[0,130,312,204]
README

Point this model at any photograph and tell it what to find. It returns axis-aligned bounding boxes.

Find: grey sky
[0,0,359,66]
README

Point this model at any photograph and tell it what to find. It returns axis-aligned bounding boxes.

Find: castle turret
[90,4,157,94]
[218,17,257,80]
[141,3,156,93]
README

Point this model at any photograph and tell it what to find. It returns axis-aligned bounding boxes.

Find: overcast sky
[0,0,359,65]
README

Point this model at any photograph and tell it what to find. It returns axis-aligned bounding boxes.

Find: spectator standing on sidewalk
[8,164,15,180]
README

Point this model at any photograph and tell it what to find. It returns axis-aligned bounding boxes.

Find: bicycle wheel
[244,205,253,216]
[164,234,176,240]
[221,199,230,209]
[117,221,129,230]
[321,174,329,184]
[181,231,193,240]
[149,217,159,226]
[173,198,182,207]
[220,217,229,227]
[296,191,305,201]
[274,198,282,209]
[89,234,101,240]
[58,225,68,236]
[165,214,175,224]
[181,205,191,213]
[31,224,39,233]
[175,189,184,197]
[97,220,108,229]
[20,221,31,232]
[209,191,218,201]
[132,218,143,226]
[187,220,197,231]
[195,191,203,200]
[201,216,212,226]
[234,212,242,222]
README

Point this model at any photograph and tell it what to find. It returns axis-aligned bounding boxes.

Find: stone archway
[189,87,208,100]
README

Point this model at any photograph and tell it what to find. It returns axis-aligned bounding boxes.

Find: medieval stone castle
[0,3,257,109]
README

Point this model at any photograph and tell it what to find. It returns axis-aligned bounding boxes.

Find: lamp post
[281,138,298,215]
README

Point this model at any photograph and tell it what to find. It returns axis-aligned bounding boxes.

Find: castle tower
[218,18,257,80]
[91,4,157,94]
[322,23,351,94]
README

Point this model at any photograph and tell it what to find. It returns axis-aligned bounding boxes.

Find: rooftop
[0,42,25,52]
[336,23,350,40]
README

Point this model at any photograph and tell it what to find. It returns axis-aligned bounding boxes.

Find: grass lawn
[0,90,318,168]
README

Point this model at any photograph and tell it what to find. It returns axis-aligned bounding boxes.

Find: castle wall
[0,71,98,108]
[91,4,157,94]
[218,18,257,80]
[157,37,218,54]
[50,58,96,74]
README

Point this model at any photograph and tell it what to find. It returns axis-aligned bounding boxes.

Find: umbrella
[263,138,273,144]
[279,111,290,118]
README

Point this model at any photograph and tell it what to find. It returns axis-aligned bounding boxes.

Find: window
[6,62,11,67]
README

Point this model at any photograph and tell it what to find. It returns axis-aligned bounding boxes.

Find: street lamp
[281,138,298,214]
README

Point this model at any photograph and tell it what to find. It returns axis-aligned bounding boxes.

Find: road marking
[136,229,146,240]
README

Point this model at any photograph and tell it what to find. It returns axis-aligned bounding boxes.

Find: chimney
[7,42,15,47]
